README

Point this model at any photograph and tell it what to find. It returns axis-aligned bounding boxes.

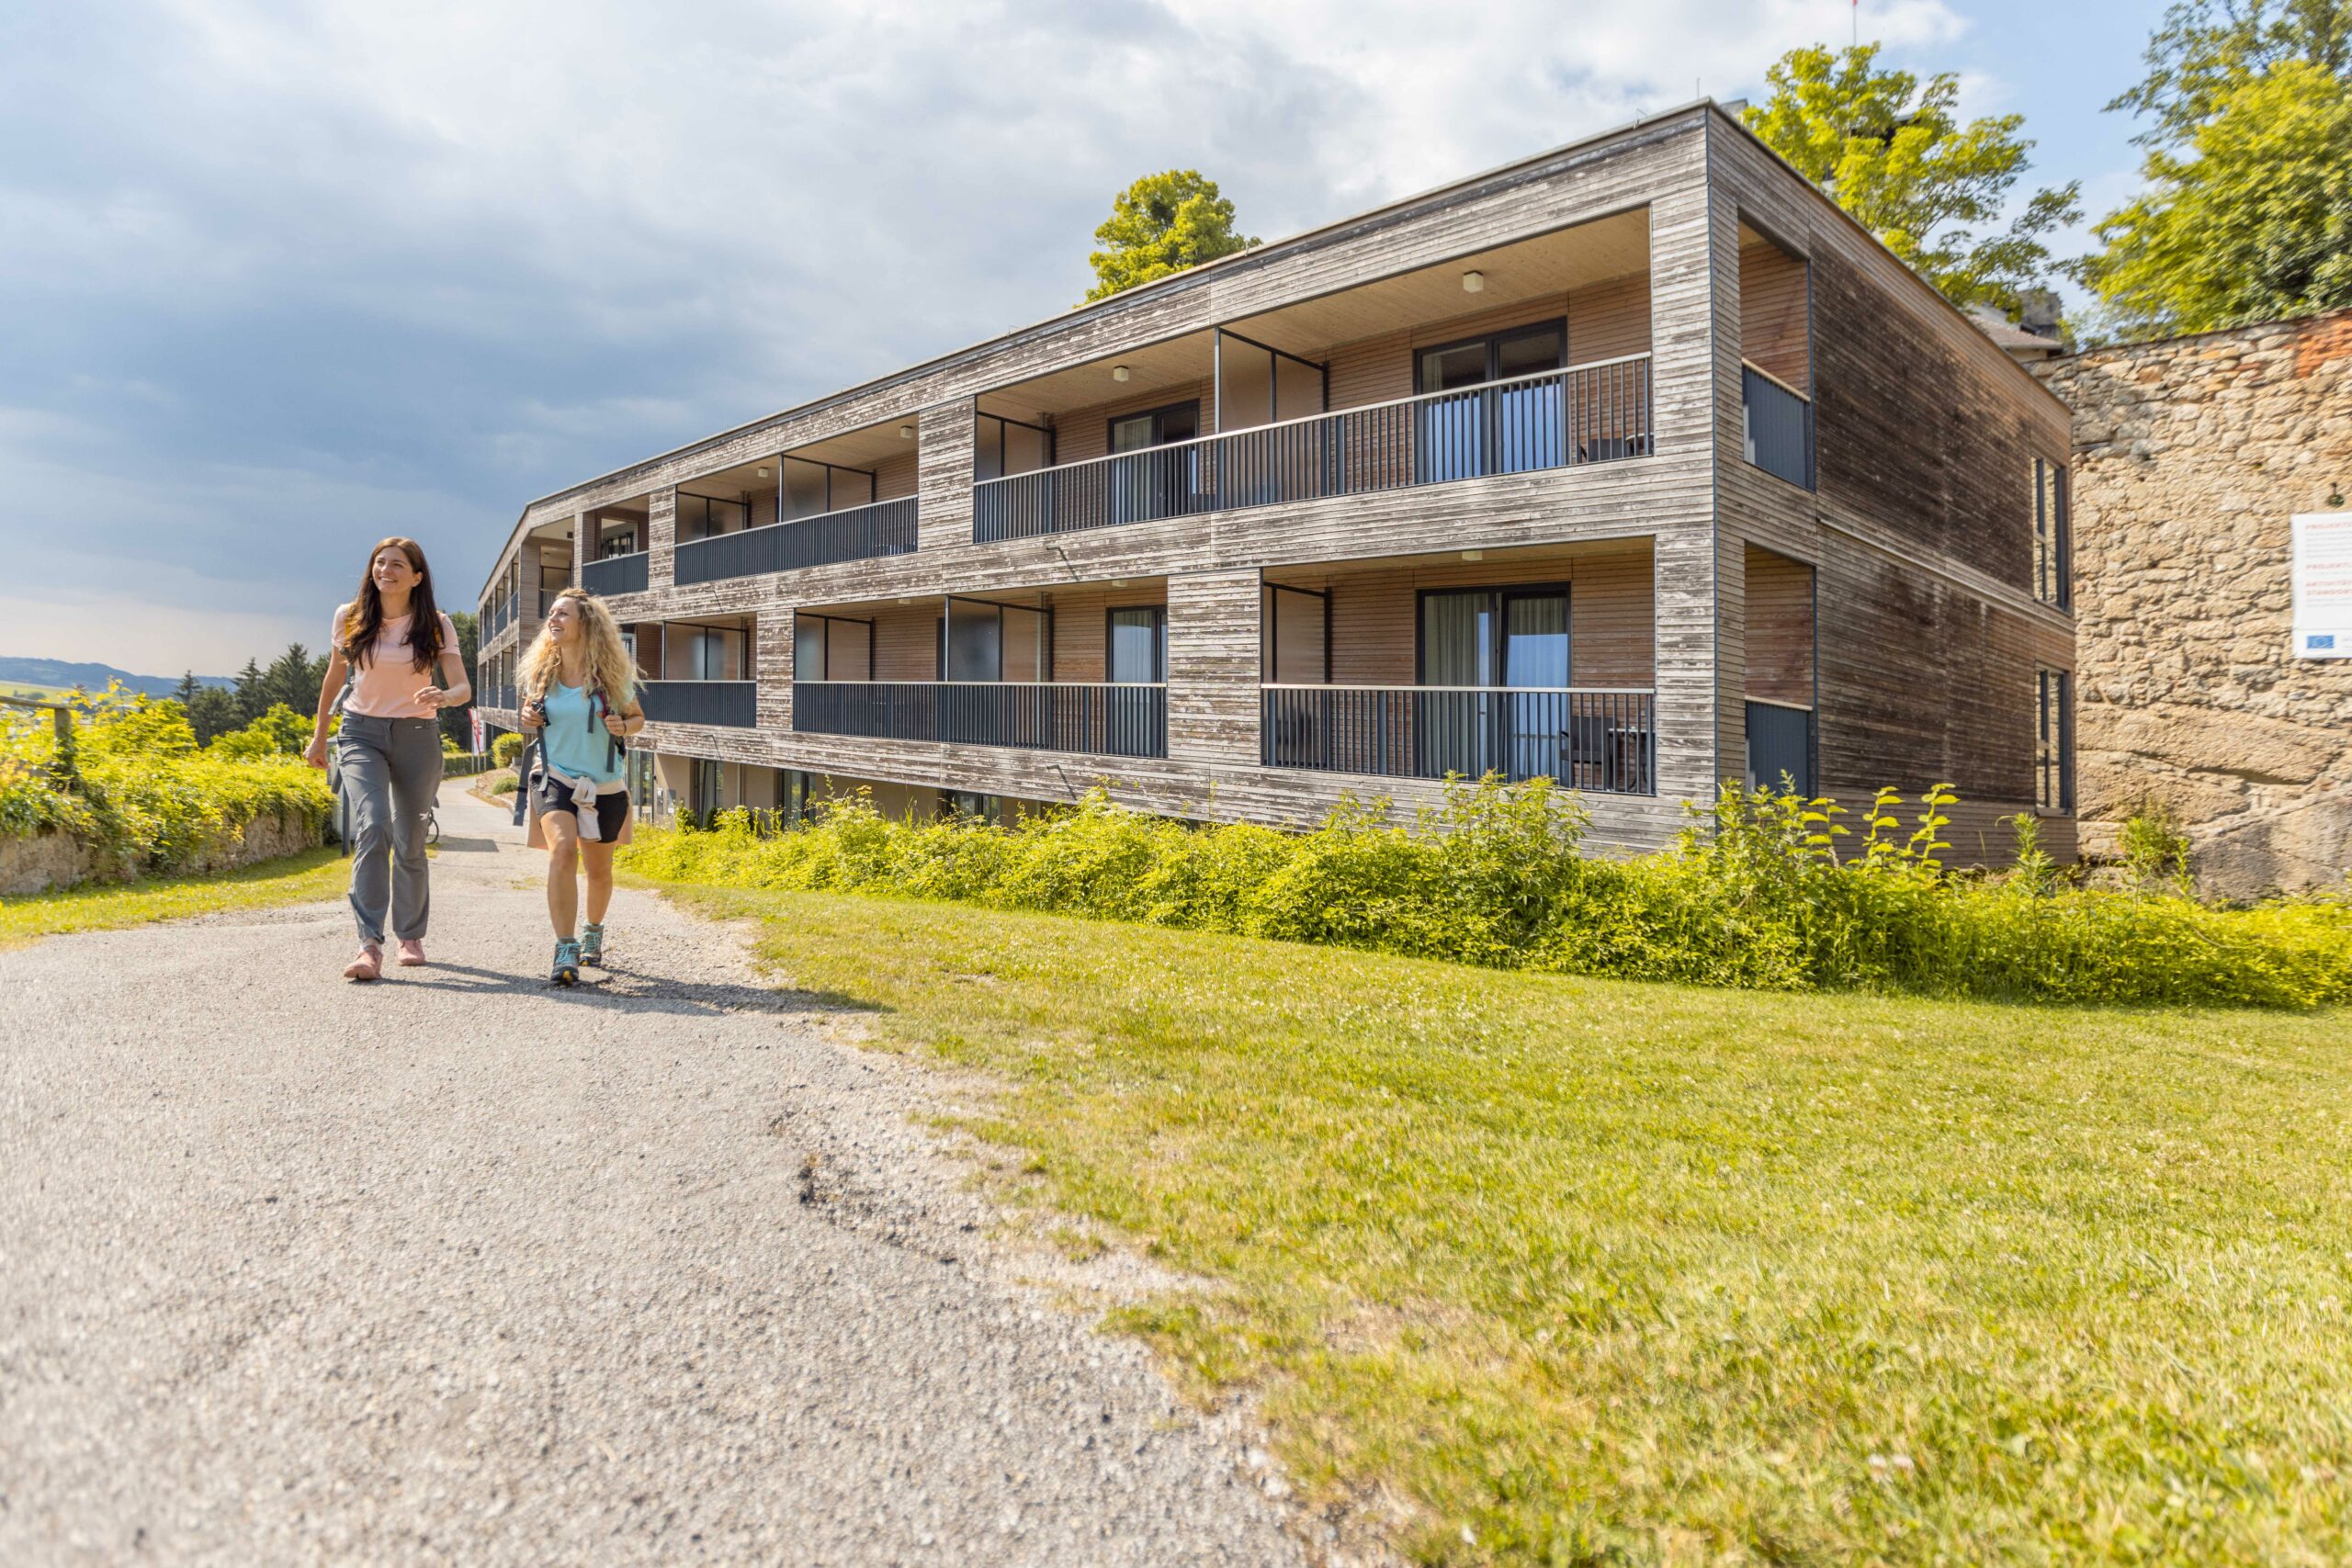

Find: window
[976,414,1053,480]
[1413,321,1567,480]
[1107,606,1167,683]
[677,491,752,542]
[1419,585,1571,780]
[1108,401,1199,452]
[2033,457,2071,609]
[2036,667,2074,812]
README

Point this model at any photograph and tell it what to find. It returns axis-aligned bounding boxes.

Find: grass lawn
[0,847,346,951]
[647,877,2352,1566]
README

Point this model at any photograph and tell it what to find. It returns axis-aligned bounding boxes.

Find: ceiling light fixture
[1112,365,1132,382]
[756,466,770,479]
[898,424,915,439]
[1461,549,1484,561]
[1462,270,1486,294]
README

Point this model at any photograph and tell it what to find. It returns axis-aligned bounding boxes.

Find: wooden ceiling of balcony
[1227,208,1651,358]
[978,208,1650,423]
[793,576,1171,619]
[1261,534,1656,591]
[677,423,920,499]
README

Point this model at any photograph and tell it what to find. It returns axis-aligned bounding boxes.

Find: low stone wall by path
[0,810,324,897]
[2037,311,2352,897]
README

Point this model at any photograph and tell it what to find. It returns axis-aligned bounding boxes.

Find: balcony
[639,680,758,728]
[1262,685,1656,794]
[1742,364,1815,490]
[583,551,649,597]
[675,497,918,585]
[794,682,1167,759]
[974,355,1651,543]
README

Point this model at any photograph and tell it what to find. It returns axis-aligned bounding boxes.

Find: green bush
[1,687,333,881]
[209,702,311,761]
[618,778,2352,1011]
[492,732,526,769]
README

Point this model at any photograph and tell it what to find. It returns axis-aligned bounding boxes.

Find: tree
[2109,0,2351,147]
[2075,61,2352,337]
[210,702,312,760]
[186,685,241,747]
[1084,171,1258,303]
[442,609,479,750]
[1743,45,2081,315]
[231,658,267,727]
[172,671,199,707]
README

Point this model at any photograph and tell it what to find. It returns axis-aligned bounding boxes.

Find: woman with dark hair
[304,536,469,981]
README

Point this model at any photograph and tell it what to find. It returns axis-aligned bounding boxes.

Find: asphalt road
[0,790,1308,1565]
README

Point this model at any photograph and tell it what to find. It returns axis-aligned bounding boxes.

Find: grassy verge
[0,847,346,950]
[642,875,2352,1565]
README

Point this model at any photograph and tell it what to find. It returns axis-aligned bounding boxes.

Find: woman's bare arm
[305,646,349,769]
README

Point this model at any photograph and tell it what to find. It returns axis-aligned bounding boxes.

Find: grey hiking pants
[337,715,443,945]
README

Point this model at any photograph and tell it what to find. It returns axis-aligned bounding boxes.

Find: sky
[0,0,2165,678]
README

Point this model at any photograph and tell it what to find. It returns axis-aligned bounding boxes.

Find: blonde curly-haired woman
[515,588,644,986]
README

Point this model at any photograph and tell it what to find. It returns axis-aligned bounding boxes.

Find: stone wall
[2036,310,2352,897]
[0,808,325,897]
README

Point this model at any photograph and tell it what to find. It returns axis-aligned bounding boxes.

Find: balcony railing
[794,681,1167,758]
[1742,363,1815,490]
[674,498,918,585]
[583,551,649,597]
[1261,685,1656,795]
[639,680,758,728]
[974,354,1653,543]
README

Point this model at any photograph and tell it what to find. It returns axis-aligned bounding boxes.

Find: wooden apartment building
[474,101,2078,862]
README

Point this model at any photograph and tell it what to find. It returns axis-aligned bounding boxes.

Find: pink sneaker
[344,944,383,982]
[395,939,427,967]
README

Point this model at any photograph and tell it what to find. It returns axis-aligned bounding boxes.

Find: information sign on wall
[2292,513,2352,659]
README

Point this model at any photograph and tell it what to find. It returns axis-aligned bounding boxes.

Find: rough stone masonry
[2036,310,2352,897]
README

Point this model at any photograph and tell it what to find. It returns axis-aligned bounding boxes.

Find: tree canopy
[1742,44,2081,315]
[2076,60,2352,338]
[1084,171,1258,303]
[2108,0,2351,146]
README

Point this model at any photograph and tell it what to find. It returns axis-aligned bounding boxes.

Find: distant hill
[0,658,234,701]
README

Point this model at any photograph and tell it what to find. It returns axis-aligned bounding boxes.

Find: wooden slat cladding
[918,400,975,551]
[648,490,678,591]
[1815,545,2037,806]
[1707,121,2072,592]
[1270,542,1657,687]
[1168,569,1261,763]
[873,450,919,502]
[1321,284,1653,412]
[756,606,794,730]
[1738,239,1809,389]
[632,717,1689,851]
[1744,545,1814,706]
[499,117,1710,548]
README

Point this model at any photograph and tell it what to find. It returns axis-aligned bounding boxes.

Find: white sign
[2292,513,2352,659]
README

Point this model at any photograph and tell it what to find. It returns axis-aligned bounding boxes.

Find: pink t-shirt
[335,605,458,718]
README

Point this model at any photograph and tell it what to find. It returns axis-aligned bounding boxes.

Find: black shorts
[531,772,630,840]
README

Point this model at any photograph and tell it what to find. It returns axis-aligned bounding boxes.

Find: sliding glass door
[1414,322,1566,483]
[1418,585,1569,780]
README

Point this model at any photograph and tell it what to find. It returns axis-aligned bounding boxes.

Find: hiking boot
[550,937,582,987]
[579,922,605,966]
[344,944,383,982]
[394,938,427,967]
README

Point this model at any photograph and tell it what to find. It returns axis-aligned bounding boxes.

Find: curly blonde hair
[519,588,639,707]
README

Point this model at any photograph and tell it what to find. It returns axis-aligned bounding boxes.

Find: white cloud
[5,0,1999,672]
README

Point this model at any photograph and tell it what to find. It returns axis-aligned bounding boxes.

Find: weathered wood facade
[476,104,2075,862]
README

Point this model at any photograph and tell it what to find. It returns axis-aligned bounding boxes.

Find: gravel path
[0,791,1311,1565]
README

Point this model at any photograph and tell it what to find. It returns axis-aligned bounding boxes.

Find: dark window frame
[1105,604,1168,684]
[1106,399,1202,453]
[2033,457,2073,611]
[1413,581,1574,688]
[1411,318,1568,396]
[2036,665,2075,813]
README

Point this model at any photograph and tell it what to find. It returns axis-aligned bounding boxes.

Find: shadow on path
[382,959,890,1022]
